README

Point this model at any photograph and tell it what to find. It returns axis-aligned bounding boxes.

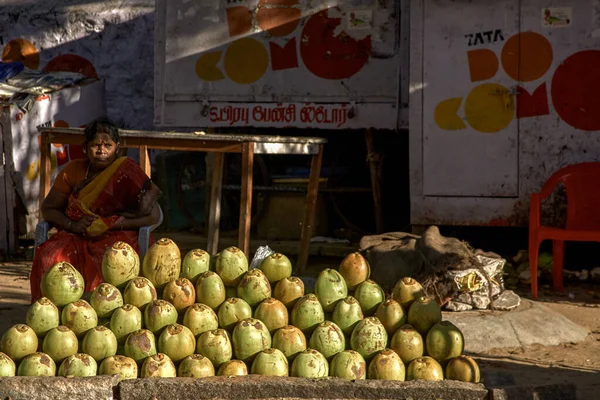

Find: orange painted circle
[224,38,269,84]
[2,38,40,69]
[501,32,553,82]
[43,54,98,78]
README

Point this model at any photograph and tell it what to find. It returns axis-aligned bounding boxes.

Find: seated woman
[30,117,162,303]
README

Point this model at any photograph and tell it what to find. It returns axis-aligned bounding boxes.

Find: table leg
[39,134,52,210]
[207,152,224,256]
[139,145,151,178]
[238,142,254,257]
[365,129,384,233]
[297,144,323,275]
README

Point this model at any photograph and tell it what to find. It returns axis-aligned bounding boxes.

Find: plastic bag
[250,245,275,270]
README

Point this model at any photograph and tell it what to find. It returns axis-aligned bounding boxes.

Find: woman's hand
[69,215,97,234]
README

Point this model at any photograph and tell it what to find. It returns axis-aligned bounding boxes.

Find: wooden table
[37,127,327,273]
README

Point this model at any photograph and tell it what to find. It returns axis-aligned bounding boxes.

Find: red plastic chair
[529,162,600,300]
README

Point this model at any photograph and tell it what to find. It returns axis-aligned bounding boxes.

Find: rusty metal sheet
[154,0,400,129]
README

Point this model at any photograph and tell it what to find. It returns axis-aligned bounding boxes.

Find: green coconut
[26,297,60,338]
[290,348,329,378]
[0,324,38,362]
[231,318,271,363]
[271,325,306,361]
[89,283,123,319]
[17,352,56,376]
[237,269,271,307]
[162,278,196,313]
[254,297,288,334]
[250,348,288,376]
[350,317,388,361]
[141,238,181,290]
[215,246,248,287]
[183,303,219,338]
[308,321,345,361]
[367,349,405,380]
[82,326,118,362]
[101,241,140,289]
[196,329,232,368]
[445,355,481,383]
[143,300,178,335]
[157,323,196,363]
[338,252,371,291]
[58,353,98,377]
[110,304,143,344]
[123,277,157,311]
[61,299,98,337]
[390,324,424,365]
[217,297,252,331]
[0,352,16,377]
[392,277,425,310]
[331,296,364,336]
[314,268,348,312]
[181,249,211,284]
[407,296,442,337]
[425,321,465,363]
[354,280,385,316]
[98,355,138,380]
[40,261,84,307]
[273,276,305,309]
[195,271,226,310]
[140,353,177,378]
[258,253,292,283]
[329,350,366,380]
[42,325,78,364]
[123,328,157,364]
[178,354,215,378]
[217,360,248,376]
[290,294,325,335]
[375,299,406,335]
[406,356,444,381]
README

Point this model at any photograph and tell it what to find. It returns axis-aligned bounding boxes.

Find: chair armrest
[529,193,542,228]
[138,206,164,261]
[34,221,51,249]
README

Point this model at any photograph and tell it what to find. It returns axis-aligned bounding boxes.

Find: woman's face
[86,132,119,170]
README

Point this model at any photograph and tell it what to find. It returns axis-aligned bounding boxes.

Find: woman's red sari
[30,157,155,303]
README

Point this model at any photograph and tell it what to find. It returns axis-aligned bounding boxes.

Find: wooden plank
[0,121,8,255]
[365,129,384,233]
[238,142,254,257]
[139,145,151,178]
[39,133,52,211]
[207,152,224,256]
[2,122,17,253]
[297,144,324,274]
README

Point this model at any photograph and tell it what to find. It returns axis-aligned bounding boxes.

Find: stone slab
[488,383,577,400]
[443,300,590,353]
[0,375,119,400]
[117,376,488,400]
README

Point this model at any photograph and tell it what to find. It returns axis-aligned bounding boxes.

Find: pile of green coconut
[0,238,480,382]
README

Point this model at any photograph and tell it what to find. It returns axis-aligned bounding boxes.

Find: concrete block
[0,375,119,400]
[487,383,577,400]
[117,375,488,400]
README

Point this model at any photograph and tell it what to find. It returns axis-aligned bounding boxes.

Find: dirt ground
[0,261,598,399]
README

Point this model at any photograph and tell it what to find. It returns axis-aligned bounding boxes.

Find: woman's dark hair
[83,117,120,148]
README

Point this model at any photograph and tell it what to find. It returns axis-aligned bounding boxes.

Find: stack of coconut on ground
[0,238,480,382]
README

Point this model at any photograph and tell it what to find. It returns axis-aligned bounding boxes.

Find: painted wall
[154,0,401,129]
[0,0,155,130]
[410,0,600,226]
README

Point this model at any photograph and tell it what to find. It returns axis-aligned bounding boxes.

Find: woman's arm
[41,188,95,234]
[118,203,161,231]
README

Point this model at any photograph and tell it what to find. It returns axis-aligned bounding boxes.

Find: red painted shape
[43,54,98,78]
[52,120,69,166]
[516,83,550,118]
[269,38,298,70]
[551,50,600,131]
[300,9,371,80]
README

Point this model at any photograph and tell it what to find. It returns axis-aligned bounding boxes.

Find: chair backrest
[539,162,600,230]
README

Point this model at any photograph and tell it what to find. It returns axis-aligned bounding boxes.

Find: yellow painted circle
[464,83,515,133]
[224,38,269,84]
